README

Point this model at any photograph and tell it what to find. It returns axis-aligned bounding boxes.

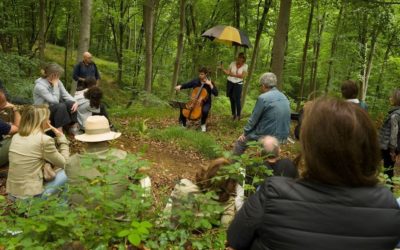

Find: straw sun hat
[75,116,121,142]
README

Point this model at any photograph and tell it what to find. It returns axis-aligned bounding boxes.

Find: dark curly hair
[84,86,103,109]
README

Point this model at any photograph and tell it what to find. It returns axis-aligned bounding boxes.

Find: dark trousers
[227,80,242,117]
[49,101,77,128]
[382,149,395,179]
[179,103,211,126]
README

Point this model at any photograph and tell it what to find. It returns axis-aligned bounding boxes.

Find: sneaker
[201,124,206,132]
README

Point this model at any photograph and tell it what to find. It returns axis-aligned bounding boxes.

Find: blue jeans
[42,169,68,198]
[8,169,68,201]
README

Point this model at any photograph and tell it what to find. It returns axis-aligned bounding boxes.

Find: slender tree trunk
[64,13,72,88]
[309,12,326,99]
[233,0,240,57]
[76,0,92,63]
[241,0,272,107]
[376,34,394,100]
[143,0,158,92]
[361,28,379,101]
[296,0,315,111]
[270,0,292,89]
[171,0,186,96]
[39,0,46,60]
[325,2,344,94]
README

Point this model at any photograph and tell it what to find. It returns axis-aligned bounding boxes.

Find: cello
[182,82,209,120]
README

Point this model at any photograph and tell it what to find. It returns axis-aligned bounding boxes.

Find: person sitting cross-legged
[34,63,79,135]
[65,116,150,205]
[6,105,69,200]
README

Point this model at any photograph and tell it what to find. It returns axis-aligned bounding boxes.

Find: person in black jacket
[175,67,218,132]
[227,97,400,250]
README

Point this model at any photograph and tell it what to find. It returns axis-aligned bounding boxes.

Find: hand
[238,134,246,142]
[71,102,78,113]
[47,121,63,137]
[205,79,213,87]
[175,85,182,91]
[2,102,14,110]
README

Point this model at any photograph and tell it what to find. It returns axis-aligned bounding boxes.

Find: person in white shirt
[220,52,248,121]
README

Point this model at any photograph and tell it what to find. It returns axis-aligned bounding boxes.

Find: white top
[74,88,100,129]
[347,98,360,104]
[227,62,248,84]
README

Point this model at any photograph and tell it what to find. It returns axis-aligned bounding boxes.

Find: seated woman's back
[6,105,69,199]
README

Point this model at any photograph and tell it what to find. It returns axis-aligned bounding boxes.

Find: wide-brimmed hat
[75,116,121,142]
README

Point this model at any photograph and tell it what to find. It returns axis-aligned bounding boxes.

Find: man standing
[73,52,101,91]
[233,72,290,155]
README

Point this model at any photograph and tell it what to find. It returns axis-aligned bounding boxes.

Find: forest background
[1,0,400,249]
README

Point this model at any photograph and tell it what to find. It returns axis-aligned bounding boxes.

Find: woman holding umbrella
[220,53,248,121]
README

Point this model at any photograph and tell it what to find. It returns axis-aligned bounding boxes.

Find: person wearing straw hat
[65,116,151,205]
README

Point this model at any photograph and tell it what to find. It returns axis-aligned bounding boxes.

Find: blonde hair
[41,63,64,78]
[19,105,50,136]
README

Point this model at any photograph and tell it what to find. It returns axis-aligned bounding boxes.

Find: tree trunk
[233,0,240,57]
[309,11,326,100]
[361,27,379,101]
[296,0,315,111]
[270,0,292,89]
[64,12,72,88]
[325,2,344,94]
[76,0,92,63]
[376,34,394,100]
[241,0,272,107]
[170,0,186,96]
[38,0,46,61]
[143,0,158,93]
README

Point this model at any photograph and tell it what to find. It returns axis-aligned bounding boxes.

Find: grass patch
[149,126,221,159]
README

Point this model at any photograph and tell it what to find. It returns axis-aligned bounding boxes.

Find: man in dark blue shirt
[175,67,218,132]
[73,52,101,91]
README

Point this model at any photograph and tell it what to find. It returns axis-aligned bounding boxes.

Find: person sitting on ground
[341,79,368,111]
[6,105,69,200]
[75,78,110,130]
[34,63,79,135]
[175,67,218,132]
[0,89,20,167]
[73,51,101,91]
[227,97,400,250]
[260,135,298,178]
[164,158,244,227]
[233,72,291,155]
[379,88,400,182]
[65,115,150,205]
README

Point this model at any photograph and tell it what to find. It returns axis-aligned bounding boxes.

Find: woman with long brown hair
[227,97,400,250]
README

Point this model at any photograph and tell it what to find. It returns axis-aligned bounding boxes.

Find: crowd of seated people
[0,59,399,249]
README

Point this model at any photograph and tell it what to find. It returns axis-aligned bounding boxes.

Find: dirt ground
[0,133,208,199]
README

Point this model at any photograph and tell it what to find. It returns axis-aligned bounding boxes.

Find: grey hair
[259,135,280,158]
[259,72,277,88]
[42,63,64,78]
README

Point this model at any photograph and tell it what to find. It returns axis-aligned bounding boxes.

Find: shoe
[236,116,241,121]
[201,124,206,132]
[232,115,236,121]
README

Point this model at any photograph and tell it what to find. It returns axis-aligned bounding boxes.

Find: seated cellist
[175,67,218,132]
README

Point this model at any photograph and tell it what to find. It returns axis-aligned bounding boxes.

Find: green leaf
[117,229,130,237]
[128,233,141,246]
[140,221,153,228]
[131,220,141,228]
